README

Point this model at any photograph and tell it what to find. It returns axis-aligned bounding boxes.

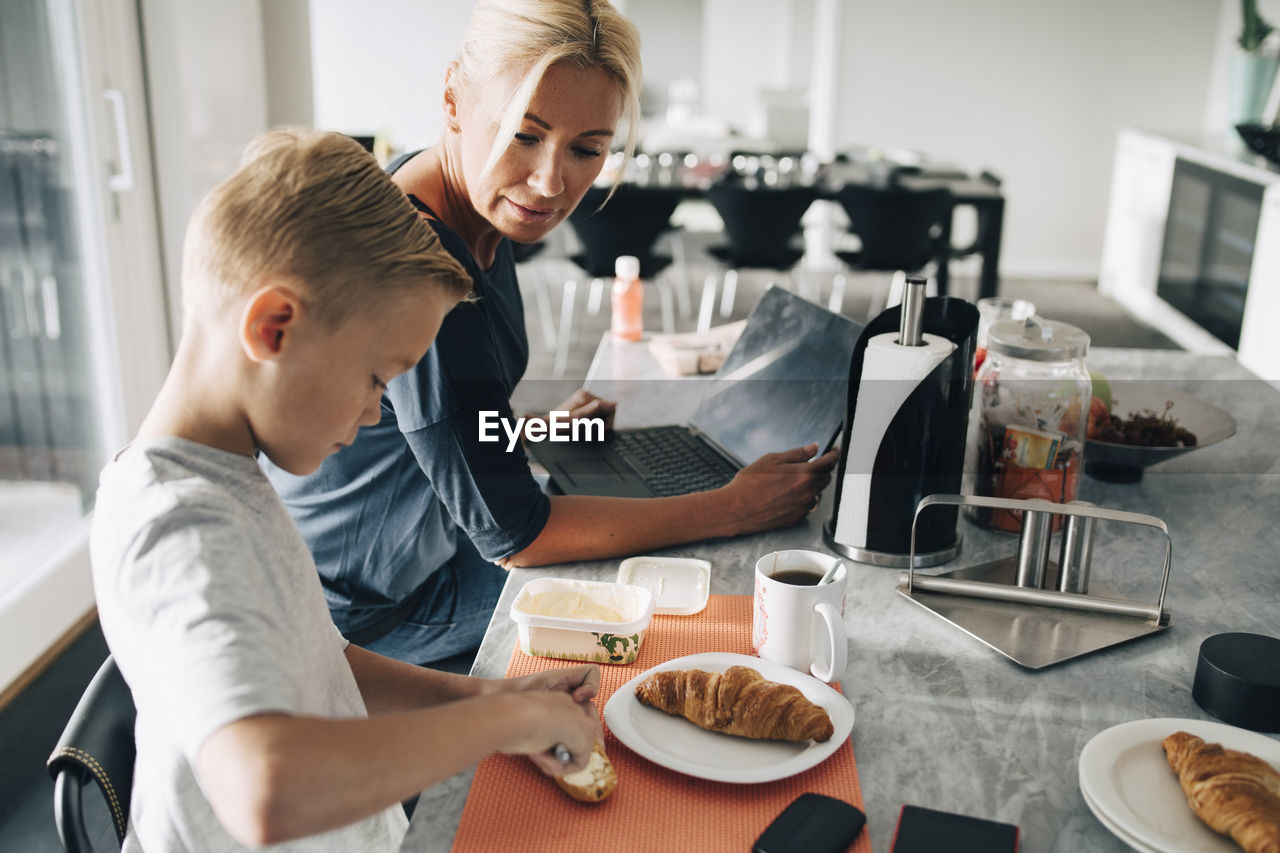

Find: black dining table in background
[563,151,1006,300]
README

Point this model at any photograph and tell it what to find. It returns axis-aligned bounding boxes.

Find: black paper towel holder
[824,279,979,568]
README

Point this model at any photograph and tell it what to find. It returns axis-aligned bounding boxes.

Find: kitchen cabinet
[1099,127,1280,383]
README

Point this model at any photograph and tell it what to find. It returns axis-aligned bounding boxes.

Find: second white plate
[1078,717,1280,853]
[603,651,854,784]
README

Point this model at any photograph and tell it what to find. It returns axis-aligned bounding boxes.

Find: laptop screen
[689,285,861,465]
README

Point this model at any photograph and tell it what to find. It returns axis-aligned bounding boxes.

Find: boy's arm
[343,644,600,714]
[197,686,598,847]
[343,643,481,712]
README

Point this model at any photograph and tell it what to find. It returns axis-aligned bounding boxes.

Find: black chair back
[704,182,817,269]
[836,183,954,273]
[567,184,684,277]
[47,656,136,853]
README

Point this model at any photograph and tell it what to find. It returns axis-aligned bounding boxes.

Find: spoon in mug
[818,559,844,586]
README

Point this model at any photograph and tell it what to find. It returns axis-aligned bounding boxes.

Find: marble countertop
[405,345,1280,853]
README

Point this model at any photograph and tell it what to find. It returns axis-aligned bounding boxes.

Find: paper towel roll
[834,331,957,549]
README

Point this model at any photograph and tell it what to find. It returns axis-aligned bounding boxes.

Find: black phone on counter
[890,804,1019,853]
[753,793,866,853]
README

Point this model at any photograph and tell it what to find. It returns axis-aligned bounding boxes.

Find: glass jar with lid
[967,317,1092,532]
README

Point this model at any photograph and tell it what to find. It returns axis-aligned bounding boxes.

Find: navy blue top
[263,163,551,634]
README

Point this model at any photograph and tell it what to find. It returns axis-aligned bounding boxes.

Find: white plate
[1078,717,1280,853]
[602,651,854,784]
[1081,785,1161,853]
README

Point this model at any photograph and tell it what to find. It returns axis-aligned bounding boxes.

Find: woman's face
[452,62,624,243]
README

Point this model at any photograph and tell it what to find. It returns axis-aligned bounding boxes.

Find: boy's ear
[239,283,302,363]
[443,62,461,133]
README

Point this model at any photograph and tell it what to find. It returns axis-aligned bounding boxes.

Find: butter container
[510,578,655,664]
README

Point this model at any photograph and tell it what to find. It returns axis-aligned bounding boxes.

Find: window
[0,0,170,695]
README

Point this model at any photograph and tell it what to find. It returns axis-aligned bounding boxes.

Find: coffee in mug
[752,550,847,682]
[770,569,823,586]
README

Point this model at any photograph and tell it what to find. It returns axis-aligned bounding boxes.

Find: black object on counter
[1191,632,1280,733]
[754,793,866,853]
[826,292,979,566]
[891,805,1018,853]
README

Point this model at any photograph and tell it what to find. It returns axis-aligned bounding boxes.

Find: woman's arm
[501,443,839,568]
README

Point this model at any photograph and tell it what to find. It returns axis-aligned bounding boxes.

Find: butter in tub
[511,578,654,664]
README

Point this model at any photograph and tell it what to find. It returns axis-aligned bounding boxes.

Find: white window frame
[0,0,172,696]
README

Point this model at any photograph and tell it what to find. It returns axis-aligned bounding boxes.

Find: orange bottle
[610,255,643,341]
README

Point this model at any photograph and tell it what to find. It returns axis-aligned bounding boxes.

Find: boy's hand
[501,690,601,776]
[502,664,600,704]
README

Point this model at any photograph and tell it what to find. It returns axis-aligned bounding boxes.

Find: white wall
[304,0,1279,280]
[309,0,472,154]
[701,0,810,138]
[625,0,706,115]
[262,0,315,128]
[814,0,1224,279]
[141,0,272,334]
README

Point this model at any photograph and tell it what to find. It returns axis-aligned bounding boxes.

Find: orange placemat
[452,595,872,852]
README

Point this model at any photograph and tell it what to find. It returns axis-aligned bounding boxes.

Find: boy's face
[256,288,451,476]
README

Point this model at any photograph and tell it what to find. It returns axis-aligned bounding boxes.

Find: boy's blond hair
[181,128,471,329]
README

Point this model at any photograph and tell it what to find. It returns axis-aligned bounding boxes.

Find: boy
[91,129,601,852]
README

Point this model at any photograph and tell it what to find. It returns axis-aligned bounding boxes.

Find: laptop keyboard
[613,426,737,497]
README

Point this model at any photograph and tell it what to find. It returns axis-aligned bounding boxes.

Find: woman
[266,0,838,665]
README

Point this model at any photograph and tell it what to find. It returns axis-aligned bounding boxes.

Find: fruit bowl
[1085,384,1236,483]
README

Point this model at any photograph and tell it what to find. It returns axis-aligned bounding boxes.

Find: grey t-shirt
[92,437,408,852]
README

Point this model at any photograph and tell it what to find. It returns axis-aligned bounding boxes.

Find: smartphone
[820,422,843,457]
[754,793,866,853]
[890,804,1019,853]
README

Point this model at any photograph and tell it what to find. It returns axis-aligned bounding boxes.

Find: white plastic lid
[616,556,710,615]
[615,255,640,279]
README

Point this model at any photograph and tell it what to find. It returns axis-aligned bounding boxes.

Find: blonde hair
[182,128,471,329]
[454,0,642,180]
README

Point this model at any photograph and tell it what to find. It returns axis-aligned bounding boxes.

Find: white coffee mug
[752,550,848,682]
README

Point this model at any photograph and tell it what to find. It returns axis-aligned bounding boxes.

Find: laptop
[529,285,862,498]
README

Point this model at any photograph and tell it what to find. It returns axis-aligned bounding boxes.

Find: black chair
[703,180,815,270]
[560,183,690,346]
[701,180,818,325]
[833,180,955,316]
[566,184,685,279]
[47,656,136,853]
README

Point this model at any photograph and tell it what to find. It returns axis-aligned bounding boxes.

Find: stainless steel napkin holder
[896,495,1172,669]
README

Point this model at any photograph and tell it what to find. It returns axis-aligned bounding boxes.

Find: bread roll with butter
[555,741,617,803]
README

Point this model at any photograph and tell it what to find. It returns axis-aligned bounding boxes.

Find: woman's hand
[550,389,617,432]
[721,443,840,534]
[520,389,617,445]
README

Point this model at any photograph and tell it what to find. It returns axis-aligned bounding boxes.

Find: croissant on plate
[1162,731,1280,853]
[634,665,834,743]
